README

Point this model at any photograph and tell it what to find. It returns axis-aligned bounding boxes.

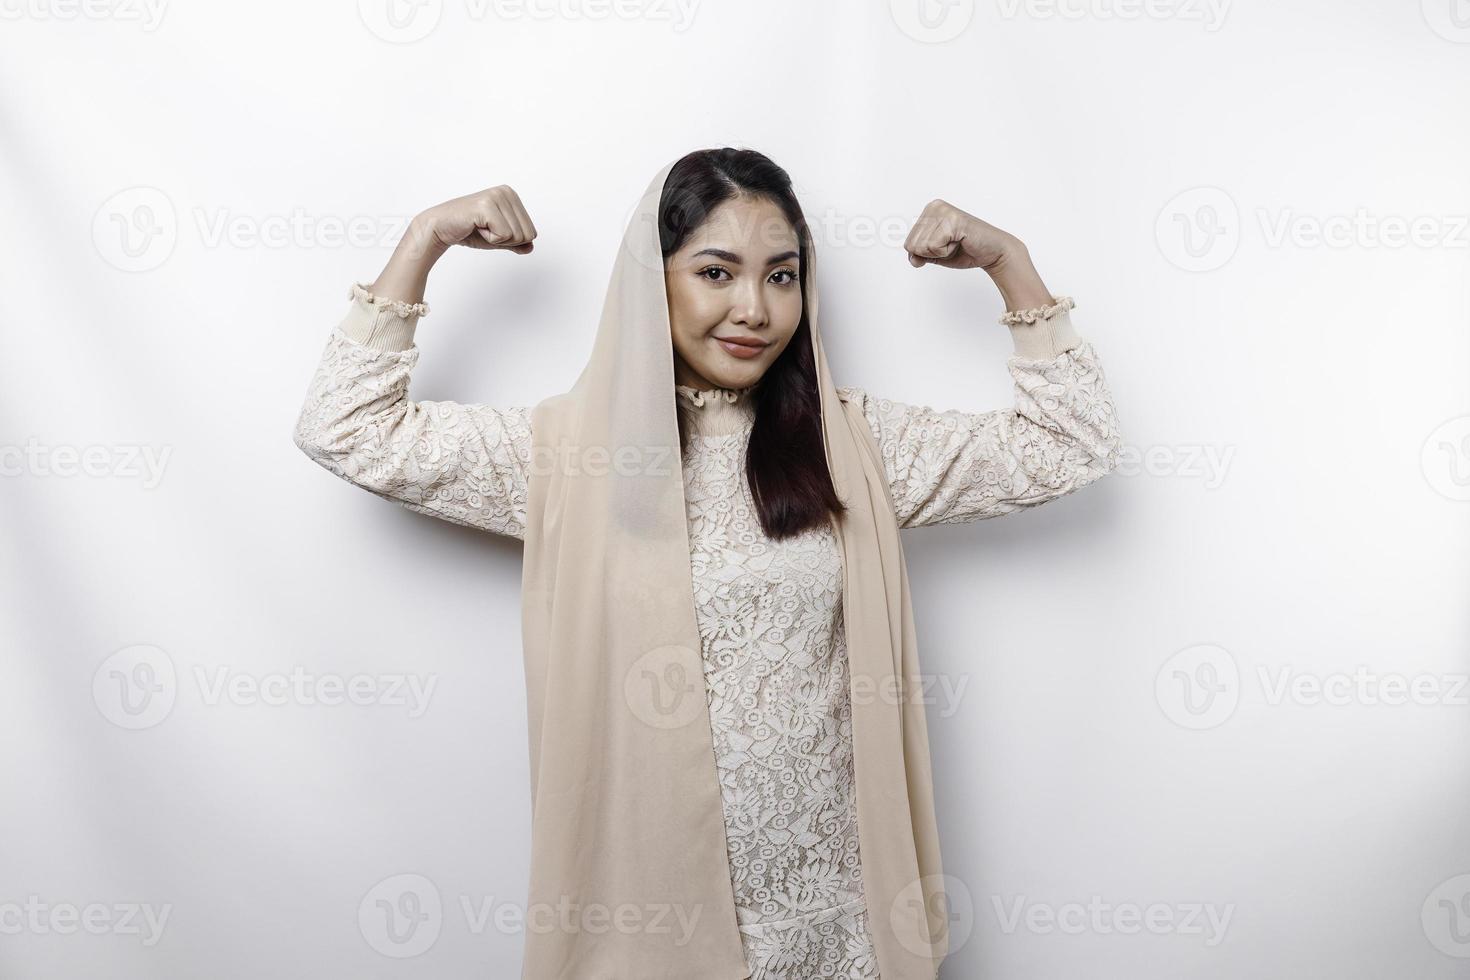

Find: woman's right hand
[417,185,539,254]
[369,185,539,305]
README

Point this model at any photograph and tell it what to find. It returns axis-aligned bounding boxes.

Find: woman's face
[664,195,803,392]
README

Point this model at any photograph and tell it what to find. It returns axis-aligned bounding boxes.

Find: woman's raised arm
[291,187,539,541]
[836,201,1123,529]
[837,305,1120,528]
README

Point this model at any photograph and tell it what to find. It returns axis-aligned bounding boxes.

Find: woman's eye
[698,266,798,285]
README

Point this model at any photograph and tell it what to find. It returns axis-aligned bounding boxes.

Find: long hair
[659,148,847,541]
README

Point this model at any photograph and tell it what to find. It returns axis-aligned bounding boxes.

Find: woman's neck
[675,381,757,437]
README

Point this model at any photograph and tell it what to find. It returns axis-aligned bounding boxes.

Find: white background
[2,0,1468,977]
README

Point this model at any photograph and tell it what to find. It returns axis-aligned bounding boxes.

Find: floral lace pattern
[295,328,1120,542]
[677,387,879,979]
[294,309,1123,980]
[834,340,1121,528]
[293,328,534,539]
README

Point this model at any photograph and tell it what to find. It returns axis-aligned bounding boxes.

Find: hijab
[519,155,948,979]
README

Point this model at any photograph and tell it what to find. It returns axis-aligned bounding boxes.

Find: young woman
[294,148,1122,980]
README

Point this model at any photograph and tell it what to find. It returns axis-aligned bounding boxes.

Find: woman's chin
[687,361,764,391]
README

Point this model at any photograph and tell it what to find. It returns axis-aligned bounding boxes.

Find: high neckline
[674,382,758,408]
[675,381,758,438]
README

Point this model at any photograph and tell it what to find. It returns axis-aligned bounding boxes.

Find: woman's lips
[715,337,768,359]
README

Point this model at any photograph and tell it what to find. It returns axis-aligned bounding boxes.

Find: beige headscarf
[519,155,948,979]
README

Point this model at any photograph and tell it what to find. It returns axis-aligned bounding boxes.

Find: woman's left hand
[904,198,1057,312]
[903,198,1020,272]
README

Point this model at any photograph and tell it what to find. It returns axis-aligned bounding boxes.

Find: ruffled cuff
[335,281,429,352]
[1002,295,1082,359]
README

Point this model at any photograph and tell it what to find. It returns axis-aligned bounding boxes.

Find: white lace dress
[294,286,1123,979]
[674,380,877,977]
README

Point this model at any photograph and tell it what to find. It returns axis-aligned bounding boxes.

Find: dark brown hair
[660,147,847,540]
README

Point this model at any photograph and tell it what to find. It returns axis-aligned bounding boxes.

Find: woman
[294,149,1122,980]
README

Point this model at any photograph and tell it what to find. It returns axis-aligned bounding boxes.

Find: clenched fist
[903,198,1021,273]
[416,185,539,254]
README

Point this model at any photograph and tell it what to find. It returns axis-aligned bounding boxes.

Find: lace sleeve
[835,317,1122,529]
[292,284,533,541]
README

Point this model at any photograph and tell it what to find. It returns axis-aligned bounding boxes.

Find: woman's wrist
[984,238,1082,358]
[369,215,448,305]
[986,238,1056,311]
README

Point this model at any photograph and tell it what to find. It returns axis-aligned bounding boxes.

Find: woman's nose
[729,281,768,328]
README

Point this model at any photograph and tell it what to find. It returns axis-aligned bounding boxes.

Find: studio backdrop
[2,1,1467,977]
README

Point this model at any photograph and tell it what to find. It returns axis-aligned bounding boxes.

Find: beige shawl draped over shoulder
[518,156,948,980]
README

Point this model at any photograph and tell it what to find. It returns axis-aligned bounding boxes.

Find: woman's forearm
[369,218,449,305]
[367,186,538,305]
[986,238,1056,312]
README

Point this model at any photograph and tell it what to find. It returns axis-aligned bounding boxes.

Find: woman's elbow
[1092,426,1125,478]
[291,409,360,473]
[291,406,332,460]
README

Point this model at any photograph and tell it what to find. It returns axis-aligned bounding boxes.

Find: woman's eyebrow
[691,248,800,265]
